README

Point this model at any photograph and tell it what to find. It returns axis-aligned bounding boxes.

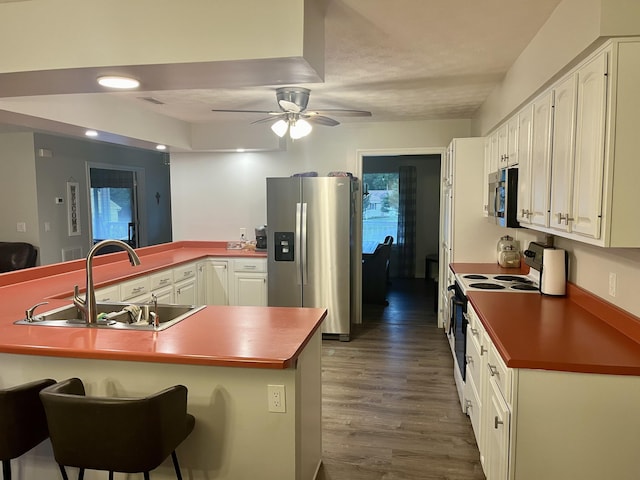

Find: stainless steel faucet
[73,239,141,325]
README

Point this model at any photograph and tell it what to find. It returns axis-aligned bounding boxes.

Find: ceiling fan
[211,87,372,139]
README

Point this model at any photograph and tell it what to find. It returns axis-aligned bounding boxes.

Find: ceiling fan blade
[211,109,280,115]
[307,109,372,117]
[278,100,301,113]
[306,115,340,127]
[251,114,286,125]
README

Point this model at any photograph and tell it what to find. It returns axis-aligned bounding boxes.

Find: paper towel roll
[541,248,566,296]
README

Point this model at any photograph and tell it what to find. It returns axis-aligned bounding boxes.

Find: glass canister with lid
[497,235,521,268]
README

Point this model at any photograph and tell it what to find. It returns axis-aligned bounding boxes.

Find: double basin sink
[15,302,205,331]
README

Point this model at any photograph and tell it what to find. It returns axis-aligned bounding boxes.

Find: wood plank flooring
[318,279,485,480]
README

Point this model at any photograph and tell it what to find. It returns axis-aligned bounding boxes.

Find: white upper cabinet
[497,124,509,169]
[488,39,640,246]
[549,73,578,232]
[516,105,534,224]
[529,90,553,228]
[571,50,608,239]
[506,115,519,167]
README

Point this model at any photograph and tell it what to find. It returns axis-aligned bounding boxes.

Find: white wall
[472,0,640,317]
[170,118,471,243]
[0,132,40,246]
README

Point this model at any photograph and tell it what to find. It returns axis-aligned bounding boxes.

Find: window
[88,167,139,247]
[362,173,398,251]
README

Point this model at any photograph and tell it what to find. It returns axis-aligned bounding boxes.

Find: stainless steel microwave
[488,167,520,228]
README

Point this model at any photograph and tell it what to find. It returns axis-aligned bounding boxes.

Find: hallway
[318,278,484,479]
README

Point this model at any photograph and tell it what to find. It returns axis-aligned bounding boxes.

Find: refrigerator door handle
[295,202,302,285]
[301,202,308,285]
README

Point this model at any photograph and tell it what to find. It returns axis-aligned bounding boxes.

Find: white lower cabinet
[151,284,173,304]
[94,284,119,302]
[467,308,640,480]
[199,260,230,305]
[173,262,197,305]
[174,278,196,304]
[232,258,267,306]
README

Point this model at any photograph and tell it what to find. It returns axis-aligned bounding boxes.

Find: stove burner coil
[510,284,539,291]
[468,282,506,290]
[464,274,488,280]
[493,275,533,283]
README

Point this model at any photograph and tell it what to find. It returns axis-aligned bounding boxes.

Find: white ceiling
[0,0,563,142]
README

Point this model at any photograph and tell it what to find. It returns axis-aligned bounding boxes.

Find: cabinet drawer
[466,329,483,390]
[173,263,196,282]
[234,258,266,273]
[149,270,173,290]
[120,276,149,301]
[465,372,482,445]
[488,345,512,404]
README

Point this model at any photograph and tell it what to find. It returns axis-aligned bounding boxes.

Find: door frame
[355,147,445,325]
[85,162,147,248]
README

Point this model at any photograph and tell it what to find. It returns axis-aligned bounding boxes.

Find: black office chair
[40,378,195,480]
[362,237,393,305]
[0,378,56,480]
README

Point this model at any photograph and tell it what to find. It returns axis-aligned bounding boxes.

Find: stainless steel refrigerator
[267,176,356,341]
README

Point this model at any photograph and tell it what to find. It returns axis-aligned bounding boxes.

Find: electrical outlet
[268,384,286,413]
[240,227,246,241]
[16,222,26,232]
[608,272,617,297]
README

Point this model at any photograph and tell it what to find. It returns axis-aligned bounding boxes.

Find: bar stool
[40,378,195,480]
[0,378,56,480]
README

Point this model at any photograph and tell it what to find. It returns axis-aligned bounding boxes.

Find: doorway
[87,165,145,248]
[362,154,442,279]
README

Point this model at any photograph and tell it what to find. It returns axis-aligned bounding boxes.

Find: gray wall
[0,132,40,245]
[0,132,173,266]
[363,154,441,278]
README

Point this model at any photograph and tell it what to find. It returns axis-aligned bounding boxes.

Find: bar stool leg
[171,451,183,480]
[57,464,69,480]
[77,467,84,480]
[108,472,114,480]
[2,459,11,480]
[144,472,150,480]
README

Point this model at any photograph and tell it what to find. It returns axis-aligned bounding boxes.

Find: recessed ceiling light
[156,145,167,151]
[97,75,140,89]
[85,130,98,137]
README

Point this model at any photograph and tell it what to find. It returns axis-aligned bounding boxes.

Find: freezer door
[302,177,352,336]
[267,177,303,307]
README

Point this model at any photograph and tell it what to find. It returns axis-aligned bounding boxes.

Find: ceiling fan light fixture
[271,119,289,138]
[289,119,312,139]
[97,75,140,89]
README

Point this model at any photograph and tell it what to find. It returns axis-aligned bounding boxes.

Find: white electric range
[455,271,540,295]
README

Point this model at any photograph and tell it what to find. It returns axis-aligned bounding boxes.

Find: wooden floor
[318,278,485,480]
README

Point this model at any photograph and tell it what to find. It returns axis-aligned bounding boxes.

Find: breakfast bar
[0,242,326,480]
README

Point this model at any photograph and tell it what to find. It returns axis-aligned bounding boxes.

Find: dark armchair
[0,242,37,273]
[362,236,393,305]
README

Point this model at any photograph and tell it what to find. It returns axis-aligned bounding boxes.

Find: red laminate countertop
[451,263,640,376]
[0,241,326,369]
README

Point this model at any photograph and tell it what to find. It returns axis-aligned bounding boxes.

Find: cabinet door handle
[470,327,479,336]
[480,346,487,355]
[565,215,574,224]
[488,364,499,377]
[556,212,566,224]
[494,416,504,429]
[465,355,473,365]
[465,400,473,414]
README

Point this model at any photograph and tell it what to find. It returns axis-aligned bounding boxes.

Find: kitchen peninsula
[0,241,325,480]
